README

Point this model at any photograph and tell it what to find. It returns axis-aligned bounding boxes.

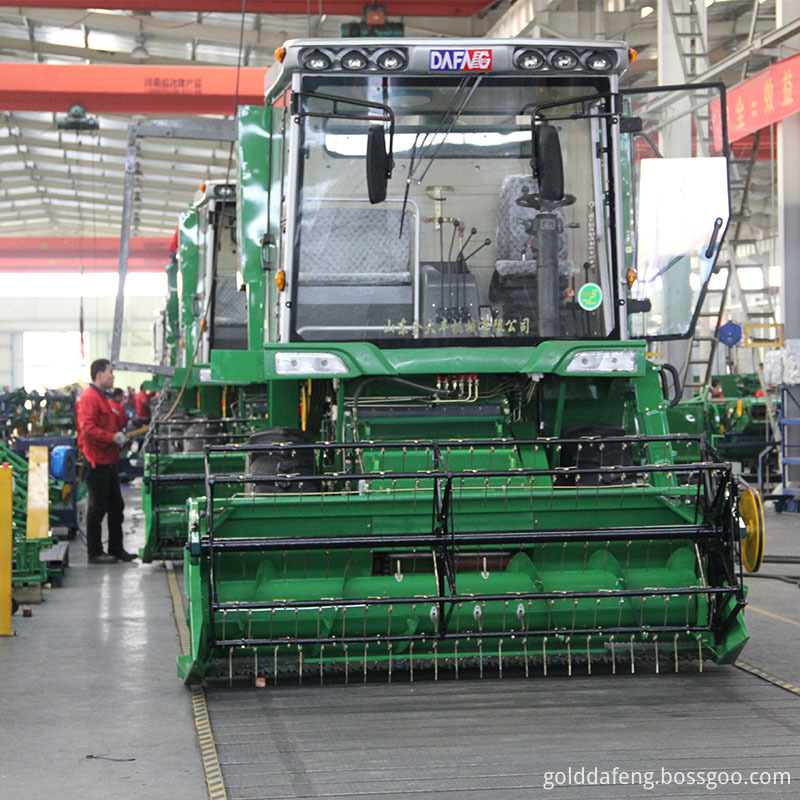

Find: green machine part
[667,373,773,466]
[165,254,180,368]
[177,208,201,366]
[172,39,755,683]
[181,343,749,684]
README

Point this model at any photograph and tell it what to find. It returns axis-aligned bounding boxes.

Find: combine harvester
[141,183,266,562]
[176,37,764,684]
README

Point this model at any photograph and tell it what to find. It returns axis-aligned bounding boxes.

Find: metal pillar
[777,0,800,484]
[110,118,235,372]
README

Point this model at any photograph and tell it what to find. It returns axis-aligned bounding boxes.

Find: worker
[75,359,137,564]
[710,379,725,399]
[133,383,153,427]
[110,388,128,430]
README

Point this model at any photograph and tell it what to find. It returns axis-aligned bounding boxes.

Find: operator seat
[493,174,570,277]
[297,207,411,285]
[295,206,414,339]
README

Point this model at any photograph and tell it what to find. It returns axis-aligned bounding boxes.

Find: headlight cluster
[514,47,618,73]
[275,352,349,376]
[301,46,407,73]
[564,350,638,374]
[213,184,236,200]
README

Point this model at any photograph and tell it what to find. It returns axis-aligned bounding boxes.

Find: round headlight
[516,49,544,70]
[586,50,615,71]
[341,50,368,70]
[551,50,578,70]
[377,49,405,70]
[303,49,331,71]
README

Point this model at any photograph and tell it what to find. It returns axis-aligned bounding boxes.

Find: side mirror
[366,124,389,204]
[533,123,564,203]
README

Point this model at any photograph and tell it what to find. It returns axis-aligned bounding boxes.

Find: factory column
[777,0,800,483]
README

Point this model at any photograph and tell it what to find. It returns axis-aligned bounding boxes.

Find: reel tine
[498,639,503,679]
[630,635,636,674]
[542,636,548,677]
[523,637,529,678]
[653,635,659,675]
[586,636,592,675]
[566,636,572,677]
[610,635,616,675]
[673,634,679,674]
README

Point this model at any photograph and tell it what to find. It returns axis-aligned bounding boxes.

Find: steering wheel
[516,190,576,211]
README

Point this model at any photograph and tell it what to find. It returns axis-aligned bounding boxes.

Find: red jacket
[110,400,127,430]
[134,391,152,420]
[76,385,123,467]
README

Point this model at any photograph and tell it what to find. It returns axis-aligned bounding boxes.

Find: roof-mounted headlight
[551,50,578,70]
[376,49,405,70]
[565,350,638,374]
[515,49,544,70]
[586,50,616,71]
[275,352,349,376]
[214,184,236,199]
[303,49,331,71]
[341,50,368,70]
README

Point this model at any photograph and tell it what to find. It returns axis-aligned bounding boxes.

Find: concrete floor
[1,484,799,799]
[0,483,206,800]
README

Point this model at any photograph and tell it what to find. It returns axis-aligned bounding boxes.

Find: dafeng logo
[429,49,493,71]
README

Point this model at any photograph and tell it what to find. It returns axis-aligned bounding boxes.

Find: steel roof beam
[0,1,491,15]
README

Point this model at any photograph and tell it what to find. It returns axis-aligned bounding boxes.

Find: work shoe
[89,553,118,565]
[110,549,138,562]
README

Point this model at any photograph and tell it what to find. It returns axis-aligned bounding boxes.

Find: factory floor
[1,482,799,799]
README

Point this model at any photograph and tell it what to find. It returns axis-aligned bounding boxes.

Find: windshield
[290,75,617,344]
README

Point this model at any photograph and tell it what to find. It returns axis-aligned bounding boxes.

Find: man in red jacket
[76,359,137,564]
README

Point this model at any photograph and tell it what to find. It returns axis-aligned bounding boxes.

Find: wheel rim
[740,487,765,573]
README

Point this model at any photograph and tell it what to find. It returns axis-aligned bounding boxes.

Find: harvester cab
[178,181,246,367]
[179,39,761,684]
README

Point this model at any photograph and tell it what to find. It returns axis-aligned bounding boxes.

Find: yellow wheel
[740,487,765,573]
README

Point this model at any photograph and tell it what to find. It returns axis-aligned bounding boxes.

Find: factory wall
[0,293,162,390]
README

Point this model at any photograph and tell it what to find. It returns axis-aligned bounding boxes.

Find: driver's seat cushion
[298,207,411,285]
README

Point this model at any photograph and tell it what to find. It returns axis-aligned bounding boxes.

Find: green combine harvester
[166,37,765,684]
[141,183,267,562]
[667,374,775,475]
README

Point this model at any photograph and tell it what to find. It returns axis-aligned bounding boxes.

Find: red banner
[719,52,800,144]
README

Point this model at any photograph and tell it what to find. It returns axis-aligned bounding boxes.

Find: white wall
[0,293,162,390]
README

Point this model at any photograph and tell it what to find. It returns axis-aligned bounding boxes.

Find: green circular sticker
[577,282,603,311]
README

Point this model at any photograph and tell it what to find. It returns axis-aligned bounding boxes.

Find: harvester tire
[247,428,316,493]
[557,424,635,485]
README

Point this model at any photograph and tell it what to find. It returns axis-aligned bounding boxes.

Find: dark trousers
[86,463,125,558]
